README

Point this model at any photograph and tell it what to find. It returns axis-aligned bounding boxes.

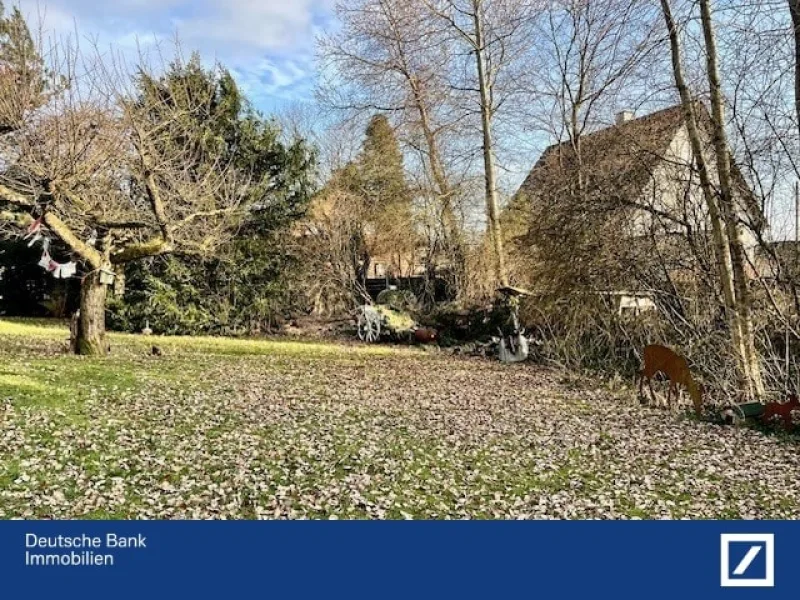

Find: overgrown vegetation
[296,114,418,313]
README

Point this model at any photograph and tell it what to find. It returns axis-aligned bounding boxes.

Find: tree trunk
[410,84,466,289]
[660,0,762,400]
[76,270,108,356]
[472,0,508,287]
[790,0,800,137]
[699,0,765,400]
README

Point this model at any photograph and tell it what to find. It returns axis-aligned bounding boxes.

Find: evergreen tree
[0,3,58,316]
[360,114,409,210]
[350,115,416,279]
[0,2,45,133]
[296,114,419,311]
[109,57,316,335]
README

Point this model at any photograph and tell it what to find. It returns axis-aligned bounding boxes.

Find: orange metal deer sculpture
[763,394,800,430]
[638,344,704,416]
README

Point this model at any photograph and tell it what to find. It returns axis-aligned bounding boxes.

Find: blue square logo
[720,534,774,587]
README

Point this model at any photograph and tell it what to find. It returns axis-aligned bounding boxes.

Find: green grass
[1,317,798,520]
[0,318,437,519]
[0,317,417,415]
[0,318,417,358]
[0,360,141,409]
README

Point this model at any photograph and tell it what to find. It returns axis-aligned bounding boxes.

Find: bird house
[99,268,116,286]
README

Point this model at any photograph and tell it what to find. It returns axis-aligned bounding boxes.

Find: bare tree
[420,0,538,287]
[525,1,660,189]
[790,0,800,137]
[0,37,250,354]
[298,181,373,313]
[319,0,467,295]
[660,0,765,400]
[471,0,507,286]
[699,0,767,399]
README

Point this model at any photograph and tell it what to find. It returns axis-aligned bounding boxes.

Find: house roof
[517,104,688,204]
[516,102,766,231]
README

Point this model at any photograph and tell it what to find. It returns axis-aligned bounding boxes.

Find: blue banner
[0,521,794,598]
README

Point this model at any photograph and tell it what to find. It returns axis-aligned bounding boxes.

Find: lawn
[0,318,798,519]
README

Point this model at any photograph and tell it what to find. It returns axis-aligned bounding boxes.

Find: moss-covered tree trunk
[76,270,108,356]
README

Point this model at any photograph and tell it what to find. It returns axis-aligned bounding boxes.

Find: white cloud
[177,0,319,57]
[13,0,333,109]
[232,56,314,110]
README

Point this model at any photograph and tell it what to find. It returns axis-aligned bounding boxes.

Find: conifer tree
[354,115,416,278]
[0,2,45,133]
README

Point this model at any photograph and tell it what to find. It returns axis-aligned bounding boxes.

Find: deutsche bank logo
[720,534,774,588]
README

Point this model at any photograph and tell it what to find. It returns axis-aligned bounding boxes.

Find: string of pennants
[22,216,93,280]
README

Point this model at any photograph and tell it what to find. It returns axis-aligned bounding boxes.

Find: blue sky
[15,0,336,112]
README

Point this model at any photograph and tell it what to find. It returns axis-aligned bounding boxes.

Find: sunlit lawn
[1,318,799,520]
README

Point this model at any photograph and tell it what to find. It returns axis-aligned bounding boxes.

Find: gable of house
[516,103,765,242]
[512,103,770,295]
[517,105,687,208]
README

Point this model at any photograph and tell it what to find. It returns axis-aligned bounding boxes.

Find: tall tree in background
[299,114,416,309]
[337,114,416,286]
[357,114,416,277]
[660,0,765,400]
[421,0,538,288]
[698,0,765,399]
[319,0,466,296]
[471,0,507,286]
[0,2,45,133]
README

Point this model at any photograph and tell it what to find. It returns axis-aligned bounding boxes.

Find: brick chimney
[616,110,635,125]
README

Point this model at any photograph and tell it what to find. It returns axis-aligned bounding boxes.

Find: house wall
[633,124,759,271]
